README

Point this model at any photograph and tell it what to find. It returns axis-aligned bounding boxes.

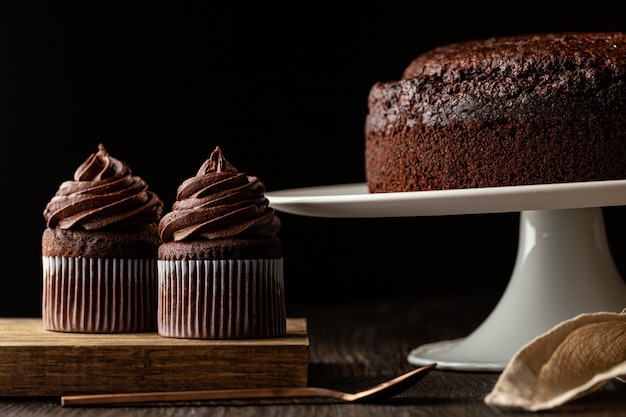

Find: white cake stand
[266,180,626,371]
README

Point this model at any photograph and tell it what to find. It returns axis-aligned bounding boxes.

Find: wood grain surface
[0,318,308,396]
[1,295,625,416]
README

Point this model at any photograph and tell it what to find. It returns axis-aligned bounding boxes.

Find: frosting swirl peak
[44,144,163,230]
[158,146,280,243]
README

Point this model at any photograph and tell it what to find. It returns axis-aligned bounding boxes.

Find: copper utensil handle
[62,387,344,406]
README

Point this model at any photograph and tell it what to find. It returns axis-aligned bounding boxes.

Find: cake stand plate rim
[266,179,626,218]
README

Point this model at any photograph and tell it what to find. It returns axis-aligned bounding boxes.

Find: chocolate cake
[365,32,626,193]
[157,146,286,339]
[42,144,163,333]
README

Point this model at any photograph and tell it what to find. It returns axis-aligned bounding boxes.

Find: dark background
[4,3,626,317]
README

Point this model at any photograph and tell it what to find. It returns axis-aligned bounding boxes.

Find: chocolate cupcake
[157,146,286,339]
[42,144,163,333]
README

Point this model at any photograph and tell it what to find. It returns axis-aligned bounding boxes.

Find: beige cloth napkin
[484,308,626,411]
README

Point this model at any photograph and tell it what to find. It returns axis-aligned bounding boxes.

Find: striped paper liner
[41,256,158,333]
[157,259,286,339]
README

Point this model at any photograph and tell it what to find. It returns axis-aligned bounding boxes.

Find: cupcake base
[42,256,158,333]
[157,258,286,339]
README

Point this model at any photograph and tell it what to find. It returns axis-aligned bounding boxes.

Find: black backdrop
[4,3,626,317]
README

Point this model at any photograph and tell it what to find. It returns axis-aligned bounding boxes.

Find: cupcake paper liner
[157,258,286,339]
[42,256,158,333]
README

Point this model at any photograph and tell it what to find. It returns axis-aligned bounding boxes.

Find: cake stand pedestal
[408,207,626,371]
[265,181,626,371]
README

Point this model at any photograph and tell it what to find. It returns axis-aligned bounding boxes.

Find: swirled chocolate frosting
[43,144,163,230]
[158,146,280,243]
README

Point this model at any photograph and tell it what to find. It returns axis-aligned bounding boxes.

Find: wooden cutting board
[0,318,308,396]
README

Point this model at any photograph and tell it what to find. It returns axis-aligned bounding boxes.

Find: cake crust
[42,224,161,259]
[158,237,283,260]
[365,32,626,192]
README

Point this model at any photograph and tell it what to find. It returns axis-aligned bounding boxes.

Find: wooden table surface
[1,291,625,416]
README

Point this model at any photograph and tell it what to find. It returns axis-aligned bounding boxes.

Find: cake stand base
[408,207,626,371]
